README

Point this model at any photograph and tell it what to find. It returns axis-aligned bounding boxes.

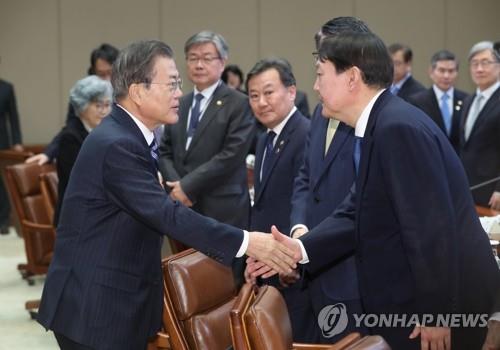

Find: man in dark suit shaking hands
[37,40,297,350]
[267,30,500,349]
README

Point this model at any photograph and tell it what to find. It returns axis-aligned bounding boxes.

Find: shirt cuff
[236,230,249,258]
[290,224,309,237]
[490,312,500,322]
[295,239,309,264]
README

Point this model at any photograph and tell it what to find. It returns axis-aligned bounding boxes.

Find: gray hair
[70,75,112,116]
[112,40,173,101]
[468,41,500,62]
[184,31,229,60]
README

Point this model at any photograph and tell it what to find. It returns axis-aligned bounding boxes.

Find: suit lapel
[466,87,500,142]
[254,112,298,204]
[179,92,193,151]
[253,133,266,192]
[186,83,228,155]
[429,89,446,131]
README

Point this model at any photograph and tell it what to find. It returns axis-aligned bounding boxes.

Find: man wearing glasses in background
[459,41,500,210]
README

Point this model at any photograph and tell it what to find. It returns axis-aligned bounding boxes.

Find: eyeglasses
[186,56,221,65]
[147,78,183,92]
[94,101,111,111]
[312,52,320,62]
[470,59,498,69]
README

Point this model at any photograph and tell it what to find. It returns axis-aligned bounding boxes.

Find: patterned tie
[149,138,159,170]
[440,93,452,136]
[187,93,204,138]
[464,94,484,140]
[324,119,339,156]
[261,131,276,181]
[353,136,362,175]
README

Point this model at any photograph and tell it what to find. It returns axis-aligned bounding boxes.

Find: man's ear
[349,66,362,91]
[288,85,297,102]
[129,83,143,105]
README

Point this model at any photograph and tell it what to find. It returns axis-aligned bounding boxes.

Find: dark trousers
[0,177,10,226]
[55,333,94,350]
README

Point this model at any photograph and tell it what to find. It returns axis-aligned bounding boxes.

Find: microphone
[469,175,500,191]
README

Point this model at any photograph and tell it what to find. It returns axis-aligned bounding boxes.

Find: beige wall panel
[59,0,161,122]
[160,0,259,92]
[355,0,445,90]
[259,0,354,107]
[0,0,60,144]
[446,0,500,92]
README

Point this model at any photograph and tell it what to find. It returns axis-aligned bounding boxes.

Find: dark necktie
[353,136,362,175]
[440,93,451,136]
[149,138,159,170]
[187,93,204,138]
[261,131,276,181]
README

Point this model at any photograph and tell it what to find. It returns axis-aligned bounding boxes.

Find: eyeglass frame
[186,55,222,65]
[470,59,499,69]
[144,78,183,92]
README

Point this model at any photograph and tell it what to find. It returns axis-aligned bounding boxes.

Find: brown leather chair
[39,171,58,226]
[152,248,238,350]
[230,284,391,350]
[4,162,56,282]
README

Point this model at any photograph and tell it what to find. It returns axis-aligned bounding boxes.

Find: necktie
[325,119,339,156]
[464,94,484,140]
[261,131,276,181]
[353,136,362,175]
[390,85,400,95]
[149,138,159,170]
[440,93,452,136]
[187,93,204,138]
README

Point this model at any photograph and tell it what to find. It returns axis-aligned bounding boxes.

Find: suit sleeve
[102,139,243,266]
[379,123,456,314]
[180,100,255,200]
[158,125,181,181]
[56,131,81,201]
[7,83,22,144]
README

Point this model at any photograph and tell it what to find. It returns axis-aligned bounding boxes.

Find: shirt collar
[476,81,500,100]
[267,106,297,137]
[394,73,411,89]
[194,80,221,102]
[116,104,155,145]
[80,119,93,133]
[433,85,454,100]
[355,89,385,137]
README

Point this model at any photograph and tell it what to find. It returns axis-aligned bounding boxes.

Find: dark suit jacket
[0,79,22,149]
[301,91,500,349]
[54,117,89,226]
[37,105,244,350]
[44,104,79,160]
[396,75,426,102]
[251,110,309,233]
[159,82,254,229]
[459,86,500,206]
[407,87,467,152]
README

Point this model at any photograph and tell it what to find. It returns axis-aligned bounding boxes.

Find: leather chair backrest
[39,171,58,225]
[243,285,293,350]
[162,249,237,350]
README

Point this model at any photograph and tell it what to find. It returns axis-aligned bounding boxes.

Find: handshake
[244,226,305,285]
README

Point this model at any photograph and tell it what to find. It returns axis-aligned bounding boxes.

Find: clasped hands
[245,226,303,286]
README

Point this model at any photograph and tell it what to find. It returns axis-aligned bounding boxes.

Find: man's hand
[25,153,49,165]
[12,144,23,152]
[246,230,298,278]
[489,192,500,211]
[271,225,303,262]
[483,320,500,350]
[291,227,308,239]
[279,269,300,288]
[409,325,450,350]
[166,181,193,207]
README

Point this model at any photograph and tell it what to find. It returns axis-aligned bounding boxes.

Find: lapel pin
[216,100,223,106]
[455,105,461,111]
[457,100,463,105]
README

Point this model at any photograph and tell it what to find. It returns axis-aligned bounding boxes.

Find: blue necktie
[150,138,159,170]
[261,131,276,180]
[353,136,362,175]
[440,93,452,136]
[187,93,204,138]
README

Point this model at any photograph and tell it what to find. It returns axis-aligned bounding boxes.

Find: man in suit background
[37,40,296,350]
[0,76,23,234]
[407,50,467,152]
[159,31,254,230]
[459,41,500,209]
[289,16,369,343]
[268,30,500,349]
[246,57,313,341]
[388,43,425,101]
